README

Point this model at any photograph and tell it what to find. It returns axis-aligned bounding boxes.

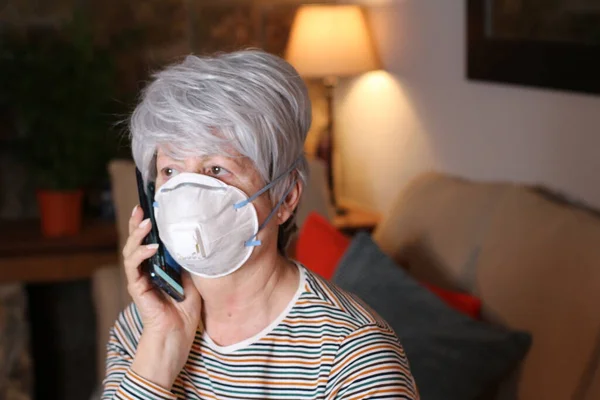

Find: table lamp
[285,4,379,213]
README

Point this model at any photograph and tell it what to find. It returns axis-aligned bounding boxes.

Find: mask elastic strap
[233,159,299,210]
[244,179,297,247]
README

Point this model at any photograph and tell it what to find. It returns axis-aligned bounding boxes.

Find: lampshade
[285,4,379,78]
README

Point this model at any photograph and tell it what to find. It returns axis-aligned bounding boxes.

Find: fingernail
[131,205,138,216]
[139,218,150,228]
[146,243,159,250]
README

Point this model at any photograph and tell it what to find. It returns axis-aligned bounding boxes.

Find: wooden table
[0,219,119,284]
[333,200,382,234]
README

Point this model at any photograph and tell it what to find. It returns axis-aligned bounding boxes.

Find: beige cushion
[92,159,136,382]
[476,187,600,399]
[108,159,139,255]
[373,172,506,291]
[106,159,138,308]
[92,266,128,382]
[375,172,600,400]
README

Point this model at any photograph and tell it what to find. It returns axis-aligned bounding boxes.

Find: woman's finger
[128,204,144,235]
[122,218,152,259]
[126,267,155,301]
[124,243,159,286]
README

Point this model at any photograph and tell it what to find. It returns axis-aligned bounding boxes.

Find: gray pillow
[332,233,532,400]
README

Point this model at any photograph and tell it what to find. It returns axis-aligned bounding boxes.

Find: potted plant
[1,19,118,237]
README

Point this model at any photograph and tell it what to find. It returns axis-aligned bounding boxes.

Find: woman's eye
[161,167,179,178]
[209,166,228,176]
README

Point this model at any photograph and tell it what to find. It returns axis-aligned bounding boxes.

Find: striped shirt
[103,264,419,399]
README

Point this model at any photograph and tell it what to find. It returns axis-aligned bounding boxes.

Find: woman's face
[154,146,282,263]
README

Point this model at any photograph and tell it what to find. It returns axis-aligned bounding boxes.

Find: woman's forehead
[157,144,242,159]
[156,145,249,167]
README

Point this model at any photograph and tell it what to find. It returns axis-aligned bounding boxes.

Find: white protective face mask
[153,163,297,278]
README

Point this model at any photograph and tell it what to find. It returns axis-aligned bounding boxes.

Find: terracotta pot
[36,190,84,237]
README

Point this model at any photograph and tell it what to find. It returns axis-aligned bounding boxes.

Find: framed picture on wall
[467,0,600,95]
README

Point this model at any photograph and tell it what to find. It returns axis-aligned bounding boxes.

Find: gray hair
[130,50,312,253]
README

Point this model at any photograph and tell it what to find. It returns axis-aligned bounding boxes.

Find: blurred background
[1,0,600,399]
[0,1,340,399]
[0,0,339,222]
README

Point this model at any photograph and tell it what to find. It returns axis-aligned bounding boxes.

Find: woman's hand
[122,204,202,389]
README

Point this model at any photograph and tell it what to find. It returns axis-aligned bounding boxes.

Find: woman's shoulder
[297,265,394,335]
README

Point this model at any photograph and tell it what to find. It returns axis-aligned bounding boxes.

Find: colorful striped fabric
[103,264,419,399]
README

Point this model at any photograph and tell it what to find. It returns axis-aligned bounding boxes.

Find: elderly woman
[103,50,418,400]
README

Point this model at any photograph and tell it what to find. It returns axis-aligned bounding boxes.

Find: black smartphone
[136,168,185,302]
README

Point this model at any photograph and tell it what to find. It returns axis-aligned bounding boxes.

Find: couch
[93,166,600,399]
[373,172,600,400]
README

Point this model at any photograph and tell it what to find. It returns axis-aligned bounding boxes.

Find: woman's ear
[277,179,303,225]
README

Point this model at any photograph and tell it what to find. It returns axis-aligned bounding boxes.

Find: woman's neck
[194,252,300,346]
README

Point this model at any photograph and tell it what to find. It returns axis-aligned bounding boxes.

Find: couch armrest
[92,265,130,384]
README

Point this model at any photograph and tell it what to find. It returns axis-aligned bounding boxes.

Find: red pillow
[295,212,482,319]
[295,212,351,280]
[421,282,482,320]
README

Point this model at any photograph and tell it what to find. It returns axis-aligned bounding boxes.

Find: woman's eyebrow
[157,155,184,165]
[201,155,245,169]
[229,157,245,169]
